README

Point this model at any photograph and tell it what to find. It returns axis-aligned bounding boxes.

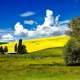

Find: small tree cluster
[64,17,80,65]
[0,46,8,54]
[14,39,27,54]
[64,39,80,65]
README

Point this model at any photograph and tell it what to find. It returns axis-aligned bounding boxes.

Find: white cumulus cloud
[0,9,70,42]
[14,22,28,36]
[28,31,37,38]
[24,20,37,25]
[60,20,70,25]
[14,9,70,40]
[34,9,64,37]
[43,9,54,26]
[1,34,14,42]
[20,11,35,17]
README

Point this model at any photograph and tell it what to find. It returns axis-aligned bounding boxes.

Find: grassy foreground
[0,47,80,80]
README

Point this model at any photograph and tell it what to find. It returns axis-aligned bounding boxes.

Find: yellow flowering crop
[2,35,70,53]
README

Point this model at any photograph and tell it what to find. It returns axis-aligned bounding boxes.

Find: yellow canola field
[2,35,70,53]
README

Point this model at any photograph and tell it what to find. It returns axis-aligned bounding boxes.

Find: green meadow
[0,47,80,80]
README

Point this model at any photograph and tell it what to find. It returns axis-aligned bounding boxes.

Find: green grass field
[0,42,7,45]
[0,47,80,80]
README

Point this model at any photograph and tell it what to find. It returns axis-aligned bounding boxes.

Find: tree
[18,39,22,54]
[0,46,2,52]
[64,17,80,65]
[21,45,27,54]
[69,17,80,37]
[0,46,4,54]
[14,43,18,52]
[4,46,8,52]
[17,39,27,54]
[19,39,22,46]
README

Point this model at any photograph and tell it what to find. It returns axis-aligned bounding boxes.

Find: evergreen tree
[17,39,28,54]
[4,46,8,52]
[0,46,4,54]
[0,46,2,52]
[14,43,18,52]
[18,39,22,54]
[19,39,22,46]
[21,45,27,54]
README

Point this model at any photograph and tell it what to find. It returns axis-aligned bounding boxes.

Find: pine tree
[14,43,18,52]
[0,46,4,54]
[4,46,8,52]
[21,45,27,54]
[17,39,28,54]
[0,46,2,52]
[18,39,22,54]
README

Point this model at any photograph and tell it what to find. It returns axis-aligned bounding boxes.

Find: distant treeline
[0,42,7,45]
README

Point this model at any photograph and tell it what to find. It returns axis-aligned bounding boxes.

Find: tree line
[0,39,28,54]
[64,17,80,66]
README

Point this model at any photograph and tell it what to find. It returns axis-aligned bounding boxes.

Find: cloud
[34,9,64,36]
[28,31,37,38]
[24,20,37,25]
[29,9,70,37]
[0,29,7,33]
[55,15,60,25]
[13,9,70,40]
[14,22,28,36]
[43,9,54,26]
[0,29,13,34]
[1,34,14,42]
[20,11,35,17]
[0,29,7,36]
[60,20,70,25]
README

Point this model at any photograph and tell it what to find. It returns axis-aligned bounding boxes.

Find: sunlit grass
[0,47,80,80]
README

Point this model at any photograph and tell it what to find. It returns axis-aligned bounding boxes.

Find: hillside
[0,42,7,45]
[0,47,80,80]
[1,35,70,53]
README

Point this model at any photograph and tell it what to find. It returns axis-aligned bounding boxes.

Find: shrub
[64,17,80,65]
[21,45,27,54]
[4,46,8,52]
[64,39,80,65]
[0,46,4,54]
[17,39,28,54]
[0,46,2,52]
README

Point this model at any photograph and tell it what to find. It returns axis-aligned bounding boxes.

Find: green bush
[15,39,28,54]
[4,46,8,52]
[0,46,4,54]
[21,45,27,54]
[64,17,80,65]
[64,38,80,65]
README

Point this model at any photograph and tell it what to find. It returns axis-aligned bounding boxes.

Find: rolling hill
[0,42,7,45]
[1,35,70,53]
[0,47,79,80]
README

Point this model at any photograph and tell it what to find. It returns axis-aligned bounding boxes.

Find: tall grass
[0,47,80,80]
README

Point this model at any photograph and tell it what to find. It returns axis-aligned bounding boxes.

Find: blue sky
[0,0,80,29]
[0,0,80,42]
